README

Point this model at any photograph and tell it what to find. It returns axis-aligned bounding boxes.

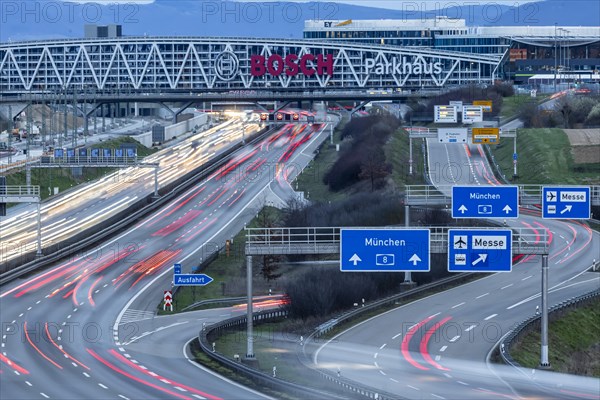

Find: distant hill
[0,0,598,42]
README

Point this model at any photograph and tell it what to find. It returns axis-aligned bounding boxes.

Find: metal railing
[34,156,157,168]
[245,226,549,256]
[0,185,40,197]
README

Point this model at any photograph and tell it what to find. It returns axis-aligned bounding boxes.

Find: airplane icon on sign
[546,191,557,202]
[454,236,467,249]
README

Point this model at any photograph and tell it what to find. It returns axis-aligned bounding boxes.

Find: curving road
[0,120,333,399]
[0,118,258,266]
[315,138,600,399]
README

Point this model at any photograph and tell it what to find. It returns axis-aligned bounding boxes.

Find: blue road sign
[542,186,590,219]
[174,263,182,274]
[174,274,213,286]
[513,153,518,160]
[448,229,512,272]
[452,186,519,219]
[340,229,430,272]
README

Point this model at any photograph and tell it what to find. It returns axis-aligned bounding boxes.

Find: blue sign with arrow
[542,186,590,219]
[447,229,512,272]
[452,186,519,219]
[173,263,182,275]
[174,273,213,286]
[340,229,430,272]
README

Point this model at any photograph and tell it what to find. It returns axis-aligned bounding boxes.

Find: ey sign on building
[448,229,512,272]
[340,229,430,272]
[452,186,519,218]
[542,186,590,219]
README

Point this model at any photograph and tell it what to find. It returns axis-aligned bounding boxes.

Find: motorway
[0,120,333,399]
[0,117,258,266]
[314,138,600,399]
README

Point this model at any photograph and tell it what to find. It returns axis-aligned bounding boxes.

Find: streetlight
[554,23,557,92]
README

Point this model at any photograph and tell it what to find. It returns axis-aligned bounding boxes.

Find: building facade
[304,19,600,84]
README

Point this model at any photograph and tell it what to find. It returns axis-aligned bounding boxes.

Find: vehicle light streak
[109,350,223,400]
[401,316,435,371]
[86,349,191,400]
[419,317,452,371]
[151,210,203,237]
[24,321,63,370]
[44,323,90,370]
[0,354,29,375]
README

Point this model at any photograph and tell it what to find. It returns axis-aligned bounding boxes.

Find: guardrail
[295,273,484,400]
[0,126,274,283]
[197,309,346,400]
[499,285,600,368]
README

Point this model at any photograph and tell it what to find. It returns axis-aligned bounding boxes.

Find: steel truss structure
[0,37,503,95]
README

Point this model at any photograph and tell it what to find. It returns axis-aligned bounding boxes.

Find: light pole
[554,23,557,92]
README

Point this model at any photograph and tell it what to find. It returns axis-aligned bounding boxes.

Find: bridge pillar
[402,204,415,285]
[244,255,257,364]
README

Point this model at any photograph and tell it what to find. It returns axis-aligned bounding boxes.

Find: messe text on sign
[447,229,512,272]
[542,186,590,219]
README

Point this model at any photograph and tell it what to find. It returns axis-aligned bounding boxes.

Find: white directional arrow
[458,205,468,214]
[471,254,488,266]
[560,205,572,215]
[409,254,421,266]
[349,254,362,266]
[503,205,512,214]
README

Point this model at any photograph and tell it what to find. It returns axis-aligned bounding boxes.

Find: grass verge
[510,300,600,377]
[386,127,427,187]
[500,94,550,119]
[292,119,349,203]
[491,128,600,184]
[160,207,285,314]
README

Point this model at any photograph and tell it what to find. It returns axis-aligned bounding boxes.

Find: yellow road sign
[473,100,493,112]
[472,127,500,144]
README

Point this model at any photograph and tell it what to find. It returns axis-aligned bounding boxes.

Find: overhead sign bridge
[0,37,502,100]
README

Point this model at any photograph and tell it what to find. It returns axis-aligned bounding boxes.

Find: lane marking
[379,343,386,350]
[476,293,489,299]
[440,346,447,352]
[501,284,513,290]
[465,325,477,332]
[392,332,402,340]
[521,275,533,281]
[484,314,497,321]
[98,383,108,389]
[451,302,465,309]
[407,385,420,391]
[450,336,460,342]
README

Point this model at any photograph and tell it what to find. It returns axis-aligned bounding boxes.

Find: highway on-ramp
[314,139,600,399]
[0,121,332,400]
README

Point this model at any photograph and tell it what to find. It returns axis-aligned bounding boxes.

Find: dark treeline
[323,114,400,191]
[520,95,600,128]
[283,192,405,228]
[284,254,450,319]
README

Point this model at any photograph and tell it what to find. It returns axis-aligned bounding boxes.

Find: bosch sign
[250,54,334,77]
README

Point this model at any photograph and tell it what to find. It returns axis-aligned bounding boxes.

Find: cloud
[62,0,155,4]
[232,0,541,12]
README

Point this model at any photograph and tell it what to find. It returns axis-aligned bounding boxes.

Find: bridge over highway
[0,37,502,103]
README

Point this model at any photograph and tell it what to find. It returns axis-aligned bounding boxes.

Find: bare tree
[358,146,391,191]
